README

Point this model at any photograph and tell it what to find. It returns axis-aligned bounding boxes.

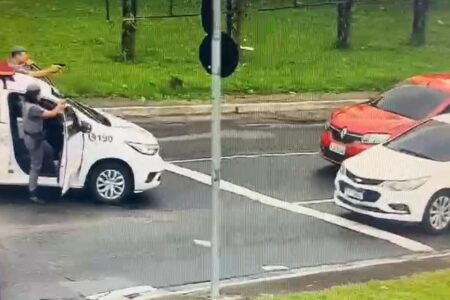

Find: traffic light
[201,0,212,34]
[199,0,239,78]
[199,33,239,78]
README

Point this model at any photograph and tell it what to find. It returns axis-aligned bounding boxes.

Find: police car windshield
[68,100,111,126]
[386,120,450,162]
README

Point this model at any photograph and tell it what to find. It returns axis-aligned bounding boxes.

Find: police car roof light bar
[0,61,15,90]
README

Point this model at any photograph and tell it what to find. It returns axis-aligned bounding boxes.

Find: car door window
[0,96,9,176]
[65,106,80,137]
[39,98,57,110]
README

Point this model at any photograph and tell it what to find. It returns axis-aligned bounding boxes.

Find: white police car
[0,68,164,203]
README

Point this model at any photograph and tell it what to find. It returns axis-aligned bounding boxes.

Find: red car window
[373,85,449,120]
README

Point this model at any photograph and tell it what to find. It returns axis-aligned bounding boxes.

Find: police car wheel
[88,162,133,204]
[422,191,450,234]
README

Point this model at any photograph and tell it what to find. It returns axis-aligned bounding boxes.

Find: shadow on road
[0,185,157,210]
[310,164,338,190]
[343,211,437,236]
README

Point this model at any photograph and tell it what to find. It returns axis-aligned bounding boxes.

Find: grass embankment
[264,270,450,300]
[2,0,450,100]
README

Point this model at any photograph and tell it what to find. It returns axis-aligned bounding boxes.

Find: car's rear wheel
[422,192,450,234]
[88,162,133,204]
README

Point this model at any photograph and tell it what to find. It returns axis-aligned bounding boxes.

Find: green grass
[1,0,450,101]
[262,270,450,300]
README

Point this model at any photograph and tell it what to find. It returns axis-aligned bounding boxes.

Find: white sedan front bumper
[334,171,433,223]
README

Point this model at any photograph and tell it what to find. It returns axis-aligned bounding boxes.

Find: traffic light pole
[211,0,222,298]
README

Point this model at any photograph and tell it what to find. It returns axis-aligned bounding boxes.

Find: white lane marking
[294,199,334,205]
[169,151,319,164]
[87,285,157,300]
[159,130,274,142]
[194,239,212,248]
[89,250,450,299]
[261,265,290,272]
[166,163,434,253]
[243,123,324,129]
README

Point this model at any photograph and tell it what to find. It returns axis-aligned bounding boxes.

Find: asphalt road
[0,117,449,300]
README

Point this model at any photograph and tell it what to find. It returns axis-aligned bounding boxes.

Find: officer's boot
[29,189,45,204]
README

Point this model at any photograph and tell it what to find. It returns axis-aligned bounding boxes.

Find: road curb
[97,99,367,121]
[160,251,450,300]
[86,251,450,300]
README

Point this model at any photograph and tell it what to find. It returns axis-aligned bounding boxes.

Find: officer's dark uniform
[22,84,55,198]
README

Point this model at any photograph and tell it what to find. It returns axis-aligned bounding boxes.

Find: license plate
[329,142,346,155]
[345,188,364,200]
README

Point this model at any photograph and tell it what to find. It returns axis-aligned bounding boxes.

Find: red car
[320,74,450,165]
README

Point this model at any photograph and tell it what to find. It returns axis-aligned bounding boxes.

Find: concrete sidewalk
[95,92,376,122]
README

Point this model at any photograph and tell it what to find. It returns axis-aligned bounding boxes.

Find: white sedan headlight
[126,141,159,155]
[361,134,390,144]
[381,177,429,191]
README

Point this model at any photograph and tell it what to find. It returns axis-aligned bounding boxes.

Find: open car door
[58,107,84,195]
[0,91,11,178]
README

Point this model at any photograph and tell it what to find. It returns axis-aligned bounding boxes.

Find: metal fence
[114,0,447,61]
[110,0,450,19]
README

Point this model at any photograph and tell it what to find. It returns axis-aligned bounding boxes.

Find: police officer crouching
[23,84,66,203]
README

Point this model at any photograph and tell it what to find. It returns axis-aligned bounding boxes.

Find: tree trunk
[234,0,247,47]
[121,0,137,61]
[411,0,429,46]
[169,0,174,16]
[105,0,110,21]
[225,0,247,47]
[336,0,354,49]
[226,0,234,37]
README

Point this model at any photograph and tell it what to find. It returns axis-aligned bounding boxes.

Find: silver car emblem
[340,128,348,139]
[354,177,362,183]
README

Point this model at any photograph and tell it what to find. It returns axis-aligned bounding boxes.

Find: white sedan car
[334,114,450,234]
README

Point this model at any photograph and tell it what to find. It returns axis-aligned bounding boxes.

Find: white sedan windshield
[386,120,450,162]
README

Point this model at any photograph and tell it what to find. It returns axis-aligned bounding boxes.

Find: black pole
[336,0,354,49]
[105,0,110,21]
[226,0,233,36]
[411,0,429,46]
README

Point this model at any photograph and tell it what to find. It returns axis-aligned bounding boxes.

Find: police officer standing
[23,84,66,203]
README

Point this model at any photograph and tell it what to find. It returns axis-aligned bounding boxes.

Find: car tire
[88,162,133,205]
[422,191,450,234]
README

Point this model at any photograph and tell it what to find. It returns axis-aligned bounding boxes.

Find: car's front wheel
[88,162,133,204]
[422,192,450,234]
